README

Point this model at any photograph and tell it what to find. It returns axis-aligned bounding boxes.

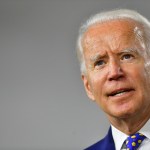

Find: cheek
[125,63,146,84]
[89,73,106,98]
[88,67,112,100]
[127,66,149,100]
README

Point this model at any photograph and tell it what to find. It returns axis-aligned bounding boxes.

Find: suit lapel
[102,127,115,150]
[84,127,115,150]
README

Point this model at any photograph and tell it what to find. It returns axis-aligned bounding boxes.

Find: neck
[108,109,150,135]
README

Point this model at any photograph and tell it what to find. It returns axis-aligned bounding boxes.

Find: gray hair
[76,9,150,75]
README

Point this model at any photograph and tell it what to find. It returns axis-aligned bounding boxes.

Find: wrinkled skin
[82,20,150,134]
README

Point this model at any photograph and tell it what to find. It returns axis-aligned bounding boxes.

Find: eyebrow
[120,48,138,53]
[118,48,139,56]
[90,48,138,62]
[90,53,105,63]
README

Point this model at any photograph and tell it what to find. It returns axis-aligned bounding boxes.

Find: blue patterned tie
[125,132,146,150]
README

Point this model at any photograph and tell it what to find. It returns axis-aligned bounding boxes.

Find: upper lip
[107,88,134,97]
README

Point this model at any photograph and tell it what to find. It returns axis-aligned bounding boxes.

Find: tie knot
[125,132,146,150]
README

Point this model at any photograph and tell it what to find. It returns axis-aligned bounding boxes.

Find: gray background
[0,0,150,150]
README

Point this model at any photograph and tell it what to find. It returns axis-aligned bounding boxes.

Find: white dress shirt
[111,119,150,150]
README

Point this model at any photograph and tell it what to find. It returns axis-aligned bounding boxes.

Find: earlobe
[82,75,95,101]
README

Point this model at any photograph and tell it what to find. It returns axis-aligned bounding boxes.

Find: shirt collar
[111,119,150,150]
[111,125,128,150]
[139,119,150,140]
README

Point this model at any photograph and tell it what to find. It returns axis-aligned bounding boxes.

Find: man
[76,9,150,150]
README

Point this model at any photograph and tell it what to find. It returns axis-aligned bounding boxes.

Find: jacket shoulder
[84,127,115,150]
[84,137,106,150]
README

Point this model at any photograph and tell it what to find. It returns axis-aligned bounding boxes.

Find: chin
[114,112,134,119]
[120,99,137,112]
[108,106,135,119]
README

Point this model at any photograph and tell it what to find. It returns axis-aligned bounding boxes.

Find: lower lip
[108,90,134,100]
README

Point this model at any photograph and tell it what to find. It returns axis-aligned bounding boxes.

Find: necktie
[125,132,146,150]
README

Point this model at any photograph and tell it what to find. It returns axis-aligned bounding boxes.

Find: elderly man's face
[82,20,150,120]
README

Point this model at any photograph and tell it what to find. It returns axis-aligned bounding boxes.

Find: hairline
[77,9,150,75]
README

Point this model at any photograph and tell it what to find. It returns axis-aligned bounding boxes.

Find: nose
[107,60,124,81]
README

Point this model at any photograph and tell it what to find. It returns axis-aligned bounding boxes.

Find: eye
[121,54,134,61]
[95,60,106,67]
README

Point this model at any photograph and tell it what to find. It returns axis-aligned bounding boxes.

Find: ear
[82,75,95,101]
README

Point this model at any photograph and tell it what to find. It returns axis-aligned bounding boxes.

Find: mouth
[107,88,134,97]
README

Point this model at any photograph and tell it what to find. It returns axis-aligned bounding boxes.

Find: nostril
[108,67,124,81]
[109,74,124,81]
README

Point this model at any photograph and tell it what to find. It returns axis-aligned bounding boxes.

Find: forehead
[82,19,138,52]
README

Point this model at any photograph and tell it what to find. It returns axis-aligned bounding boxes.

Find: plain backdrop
[0,0,150,150]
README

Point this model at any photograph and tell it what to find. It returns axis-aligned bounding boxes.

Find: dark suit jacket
[84,127,115,150]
